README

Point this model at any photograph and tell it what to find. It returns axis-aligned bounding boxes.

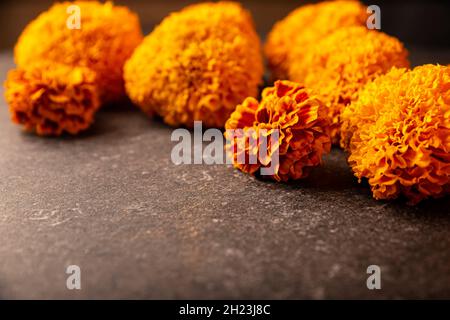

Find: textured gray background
[0,49,449,299]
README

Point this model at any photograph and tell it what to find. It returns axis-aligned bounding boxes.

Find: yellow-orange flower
[14,1,143,103]
[341,65,450,204]
[224,80,331,181]
[265,0,366,80]
[4,61,100,136]
[124,1,263,128]
[290,26,409,143]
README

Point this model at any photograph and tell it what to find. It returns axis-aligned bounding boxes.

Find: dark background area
[0,0,449,51]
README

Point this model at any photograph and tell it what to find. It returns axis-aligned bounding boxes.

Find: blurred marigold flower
[290,26,410,143]
[224,80,331,181]
[14,1,143,103]
[265,0,366,80]
[341,65,450,204]
[4,61,100,136]
[124,1,263,128]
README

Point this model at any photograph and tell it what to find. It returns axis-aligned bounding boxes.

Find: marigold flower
[341,65,450,204]
[265,0,366,80]
[4,61,100,136]
[224,80,331,181]
[124,1,263,128]
[14,1,143,103]
[289,26,409,143]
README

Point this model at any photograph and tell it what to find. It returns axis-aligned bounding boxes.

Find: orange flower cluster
[14,1,143,103]
[6,1,142,135]
[224,81,331,181]
[4,0,446,206]
[4,62,100,136]
[265,0,366,80]
[290,27,410,143]
[341,65,450,204]
[124,1,263,128]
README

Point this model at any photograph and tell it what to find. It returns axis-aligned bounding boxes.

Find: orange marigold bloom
[14,1,143,103]
[124,1,263,128]
[224,80,331,181]
[4,62,100,136]
[265,0,366,80]
[341,65,450,204]
[289,26,409,143]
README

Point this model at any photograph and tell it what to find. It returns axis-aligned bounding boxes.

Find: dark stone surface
[0,51,449,299]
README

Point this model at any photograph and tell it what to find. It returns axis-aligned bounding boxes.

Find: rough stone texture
[0,51,449,299]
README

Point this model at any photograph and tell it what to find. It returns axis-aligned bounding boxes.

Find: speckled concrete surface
[0,51,449,299]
